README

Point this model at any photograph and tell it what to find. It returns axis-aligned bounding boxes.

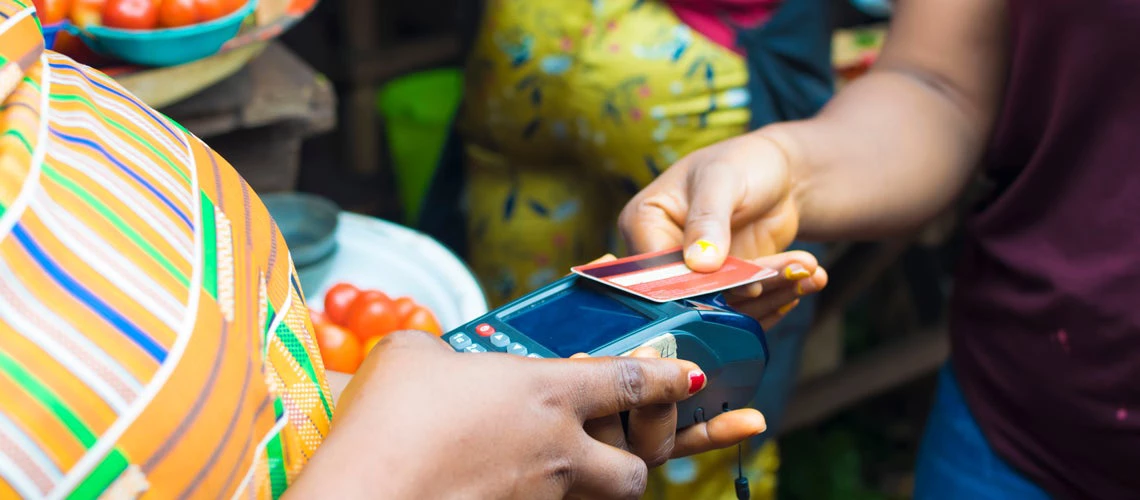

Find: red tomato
[33,0,73,24]
[194,0,227,21]
[403,306,442,336]
[157,0,198,27]
[322,283,359,326]
[344,291,401,341]
[102,0,158,29]
[313,322,361,373]
[218,0,243,15]
[392,297,417,323]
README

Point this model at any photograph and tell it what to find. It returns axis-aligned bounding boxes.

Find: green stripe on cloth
[262,300,275,357]
[267,399,288,499]
[200,192,217,299]
[3,127,34,153]
[275,323,333,421]
[0,349,136,497]
[23,74,41,92]
[0,113,37,219]
[66,450,129,500]
[0,348,98,446]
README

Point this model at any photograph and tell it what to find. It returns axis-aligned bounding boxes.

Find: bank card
[571,247,777,303]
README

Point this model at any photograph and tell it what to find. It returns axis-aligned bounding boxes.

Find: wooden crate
[161,42,336,194]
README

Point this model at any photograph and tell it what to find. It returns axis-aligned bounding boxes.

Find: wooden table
[160,42,337,193]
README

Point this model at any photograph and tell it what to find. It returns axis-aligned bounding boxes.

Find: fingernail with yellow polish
[796,279,820,296]
[784,264,811,280]
[777,302,796,316]
[686,240,719,261]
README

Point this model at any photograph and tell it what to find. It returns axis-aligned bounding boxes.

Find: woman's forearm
[762,70,987,240]
[760,0,1009,241]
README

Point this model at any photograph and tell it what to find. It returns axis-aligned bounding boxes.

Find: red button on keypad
[475,323,496,337]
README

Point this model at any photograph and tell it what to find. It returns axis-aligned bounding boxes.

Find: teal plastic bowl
[67,0,257,67]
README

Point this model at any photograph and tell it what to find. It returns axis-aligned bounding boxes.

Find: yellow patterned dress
[461,0,754,307]
[0,3,331,497]
[460,0,780,498]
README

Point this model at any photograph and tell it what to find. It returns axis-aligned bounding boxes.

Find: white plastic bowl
[296,212,488,331]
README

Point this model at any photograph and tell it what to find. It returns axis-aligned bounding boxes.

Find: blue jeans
[914,365,1053,500]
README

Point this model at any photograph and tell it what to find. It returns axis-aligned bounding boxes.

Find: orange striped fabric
[0,3,333,498]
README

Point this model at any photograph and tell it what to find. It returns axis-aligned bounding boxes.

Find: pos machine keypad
[444,323,545,358]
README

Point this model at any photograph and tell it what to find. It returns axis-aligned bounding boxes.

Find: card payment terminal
[442,275,769,429]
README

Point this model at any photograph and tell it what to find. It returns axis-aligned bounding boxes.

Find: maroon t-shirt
[950,1,1140,498]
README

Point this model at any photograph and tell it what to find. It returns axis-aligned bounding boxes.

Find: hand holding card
[574,248,828,330]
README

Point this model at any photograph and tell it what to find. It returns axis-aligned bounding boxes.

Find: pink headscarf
[666,0,783,53]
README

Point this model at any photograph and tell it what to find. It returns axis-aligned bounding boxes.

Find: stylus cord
[734,442,750,499]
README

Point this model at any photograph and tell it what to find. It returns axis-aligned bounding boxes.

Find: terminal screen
[505,285,652,357]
